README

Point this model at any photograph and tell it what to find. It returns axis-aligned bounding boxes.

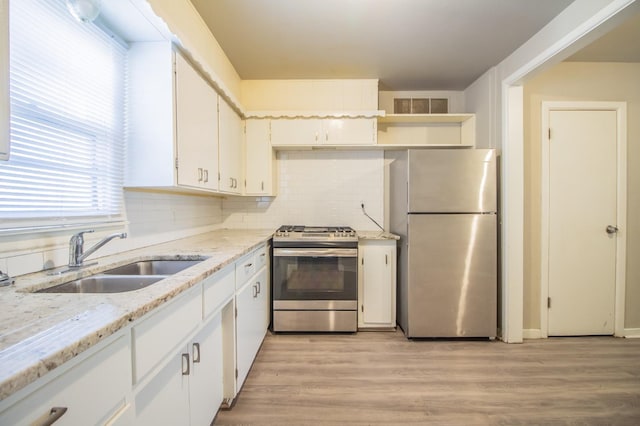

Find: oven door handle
[273,248,358,258]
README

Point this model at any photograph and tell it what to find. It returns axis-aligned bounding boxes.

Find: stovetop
[274,225,357,242]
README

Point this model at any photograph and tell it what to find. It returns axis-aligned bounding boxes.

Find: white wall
[222,151,384,231]
[464,68,497,149]
[241,79,379,111]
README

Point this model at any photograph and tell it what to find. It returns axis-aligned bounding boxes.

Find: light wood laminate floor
[214,330,640,425]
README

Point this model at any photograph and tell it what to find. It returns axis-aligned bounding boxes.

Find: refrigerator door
[406,213,497,338]
[408,149,497,213]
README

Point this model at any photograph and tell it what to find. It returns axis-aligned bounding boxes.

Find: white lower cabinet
[358,239,397,329]
[0,332,131,426]
[235,268,268,388]
[135,314,222,426]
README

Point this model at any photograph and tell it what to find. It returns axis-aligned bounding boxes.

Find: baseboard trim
[523,329,543,339]
[623,328,640,338]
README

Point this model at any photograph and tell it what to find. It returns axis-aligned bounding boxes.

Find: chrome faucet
[0,270,14,287]
[69,230,127,268]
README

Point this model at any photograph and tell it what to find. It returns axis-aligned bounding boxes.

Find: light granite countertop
[357,230,400,240]
[0,228,274,401]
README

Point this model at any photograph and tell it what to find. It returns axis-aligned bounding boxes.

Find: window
[0,0,126,231]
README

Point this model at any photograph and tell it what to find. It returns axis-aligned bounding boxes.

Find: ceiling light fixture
[65,0,102,23]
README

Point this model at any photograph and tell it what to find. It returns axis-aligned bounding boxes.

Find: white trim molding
[624,329,640,338]
[523,329,543,340]
[539,101,627,338]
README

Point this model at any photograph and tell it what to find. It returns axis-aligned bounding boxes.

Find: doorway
[540,102,627,337]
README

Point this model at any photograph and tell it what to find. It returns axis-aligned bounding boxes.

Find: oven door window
[273,250,357,301]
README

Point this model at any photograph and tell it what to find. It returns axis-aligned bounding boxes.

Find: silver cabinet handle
[229,177,234,188]
[252,284,258,298]
[256,280,261,294]
[606,225,619,234]
[35,407,68,426]
[182,353,190,375]
[198,168,203,182]
[244,262,253,269]
[203,169,208,183]
[192,342,201,363]
[261,181,264,191]
[315,132,318,142]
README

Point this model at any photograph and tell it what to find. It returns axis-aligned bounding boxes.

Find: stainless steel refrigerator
[386,149,497,338]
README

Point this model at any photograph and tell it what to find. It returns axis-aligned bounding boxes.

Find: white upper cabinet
[270,118,322,146]
[175,52,219,191]
[127,42,219,193]
[324,118,377,145]
[218,99,244,194]
[270,118,377,146]
[245,119,277,196]
[0,0,9,161]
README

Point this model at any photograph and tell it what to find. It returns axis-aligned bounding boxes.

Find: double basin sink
[38,259,205,294]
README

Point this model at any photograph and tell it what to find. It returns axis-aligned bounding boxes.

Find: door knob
[606,225,619,235]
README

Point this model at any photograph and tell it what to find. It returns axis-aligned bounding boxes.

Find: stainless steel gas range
[272,225,358,332]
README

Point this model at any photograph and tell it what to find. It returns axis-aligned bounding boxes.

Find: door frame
[540,101,627,338]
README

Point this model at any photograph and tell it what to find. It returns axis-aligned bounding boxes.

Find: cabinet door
[189,314,223,426]
[255,267,270,338]
[0,0,9,160]
[270,118,322,145]
[359,241,396,328]
[218,99,243,194]
[324,118,376,145]
[245,119,276,196]
[0,334,131,426]
[175,52,219,191]
[135,347,190,426]
[235,279,257,388]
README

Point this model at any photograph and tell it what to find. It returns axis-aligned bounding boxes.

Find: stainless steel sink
[36,258,206,294]
[102,259,204,276]
[37,275,166,294]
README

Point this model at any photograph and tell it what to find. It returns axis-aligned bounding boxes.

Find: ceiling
[190,0,576,90]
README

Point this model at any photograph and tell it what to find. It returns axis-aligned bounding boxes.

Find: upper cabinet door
[175,52,219,191]
[270,118,323,146]
[218,99,243,194]
[0,0,9,161]
[324,118,376,145]
[245,119,276,196]
[270,118,376,146]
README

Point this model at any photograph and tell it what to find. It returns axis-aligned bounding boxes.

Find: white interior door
[547,109,617,336]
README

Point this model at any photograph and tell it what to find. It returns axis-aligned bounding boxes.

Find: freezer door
[406,214,497,338]
[408,149,496,213]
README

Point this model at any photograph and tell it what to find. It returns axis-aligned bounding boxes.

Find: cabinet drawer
[133,284,202,383]
[203,264,235,319]
[255,244,268,270]
[0,334,130,426]
[235,251,257,287]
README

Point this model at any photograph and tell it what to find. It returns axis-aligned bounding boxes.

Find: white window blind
[0,0,126,231]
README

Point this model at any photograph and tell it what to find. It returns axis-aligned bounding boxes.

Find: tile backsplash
[222,150,385,230]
